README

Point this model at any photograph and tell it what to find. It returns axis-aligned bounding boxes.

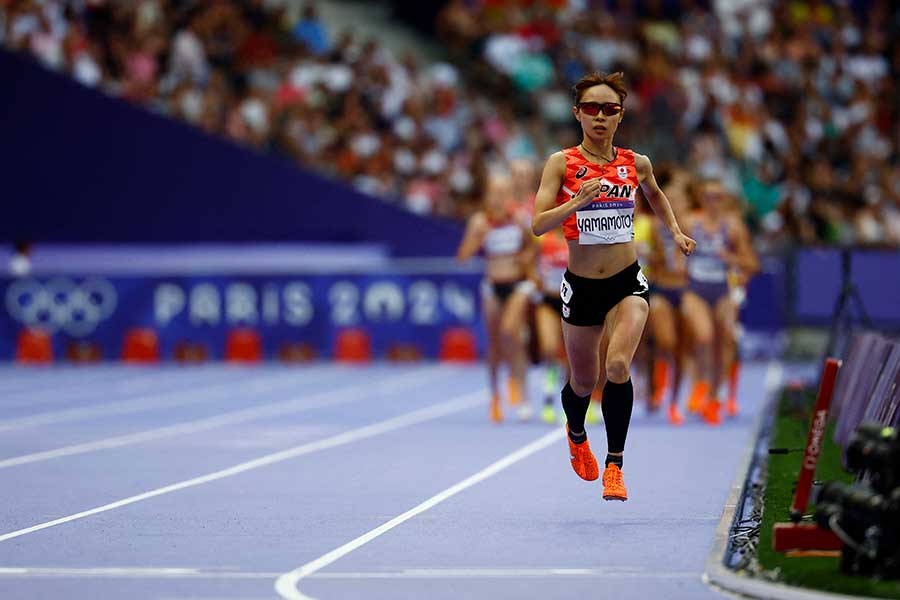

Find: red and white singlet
[483,209,525,257]
[555,146,640,245]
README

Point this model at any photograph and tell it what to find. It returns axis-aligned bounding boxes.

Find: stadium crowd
[2,0,899,247]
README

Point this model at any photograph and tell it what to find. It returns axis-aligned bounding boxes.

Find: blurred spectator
[292,4,329,56]
[166,19,209,87]
[1,0,898,245]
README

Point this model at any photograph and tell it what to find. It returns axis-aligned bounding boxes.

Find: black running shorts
[560,261,650,327]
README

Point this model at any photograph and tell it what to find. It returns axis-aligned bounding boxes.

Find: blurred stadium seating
[2,0,898,244]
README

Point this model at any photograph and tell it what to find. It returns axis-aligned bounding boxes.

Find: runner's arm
[724,217,760,276]
[531,153,599,236]
[456,213,487,262]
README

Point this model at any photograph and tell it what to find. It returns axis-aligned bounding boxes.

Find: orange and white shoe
[703,398,722,426]
[668,403,684,426]
[602,463,628,501]
[566,425,599,481]
[490,393,503,424]
[687,380,709,414]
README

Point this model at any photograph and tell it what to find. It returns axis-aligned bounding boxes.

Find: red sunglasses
[577,102,623,117]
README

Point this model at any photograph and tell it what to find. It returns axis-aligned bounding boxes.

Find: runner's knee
[606,356,630,384]
[570,371,597,397]
[499,324,521,348]
[691,321,714,347]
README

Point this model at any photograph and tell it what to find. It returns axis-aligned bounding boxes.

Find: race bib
[574,178,636,245]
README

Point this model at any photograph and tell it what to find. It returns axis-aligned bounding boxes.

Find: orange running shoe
[687,380,710,414]
[703,398,722,426]
[726,396,738,417]
[726,361,740,417]
[651,359,669,410]
[566,425,599,481]
[602,463,628,501]
[508,378,522,406]
[490,393,503,423]
[668,403,684,426]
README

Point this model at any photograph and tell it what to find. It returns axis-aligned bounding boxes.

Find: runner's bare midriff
[567,240,637,278]
[486,254,528,283]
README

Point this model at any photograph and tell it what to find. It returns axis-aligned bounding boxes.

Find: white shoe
[516,404,534,422]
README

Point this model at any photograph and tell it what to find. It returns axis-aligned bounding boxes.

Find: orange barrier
[121,328,160,363]
[438,327,478,362]
[334,328,372,362]
[15,328,53,363]
[225,328,263,363]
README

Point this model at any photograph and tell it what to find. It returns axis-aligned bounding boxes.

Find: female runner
[681,180,758,425]
[532,72,695,501]
[646,170,692,425]
[458,172,536,423]
[533,225,569,424]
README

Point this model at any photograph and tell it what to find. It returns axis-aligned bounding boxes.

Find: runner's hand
[674,231,696,256]
[571,179,602,210]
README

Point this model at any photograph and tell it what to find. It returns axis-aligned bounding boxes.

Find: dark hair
[573,72,628,105]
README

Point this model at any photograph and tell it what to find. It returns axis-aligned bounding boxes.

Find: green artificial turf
[756,388,900,598]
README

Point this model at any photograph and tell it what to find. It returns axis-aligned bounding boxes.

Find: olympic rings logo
[5,277,118,337]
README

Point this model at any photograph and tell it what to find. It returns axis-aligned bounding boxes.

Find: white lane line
[0,388,485,543]
[0,367,443,469]
[274,428,565,600]
[0,369,317,433]
[0,566,696,580]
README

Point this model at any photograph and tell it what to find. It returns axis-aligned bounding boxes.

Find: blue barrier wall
[0,50,462,256]
[793,248,900,327]
[740,255,785,332]
[3,247,898,361]
[1,272,483,360]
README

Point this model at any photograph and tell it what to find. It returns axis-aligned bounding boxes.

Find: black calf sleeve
[601,379,633,454]
[561,382,591,440]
